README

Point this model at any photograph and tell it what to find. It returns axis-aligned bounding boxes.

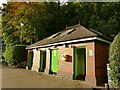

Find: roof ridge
[65,24,80,30]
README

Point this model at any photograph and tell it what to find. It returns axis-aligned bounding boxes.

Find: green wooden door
[28,51,33,70]
[51,50,59,73]
[40,51,46,72]
[74,47,86,80]
[73,47,77,79]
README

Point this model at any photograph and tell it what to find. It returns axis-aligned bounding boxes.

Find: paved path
[2,65,93,88]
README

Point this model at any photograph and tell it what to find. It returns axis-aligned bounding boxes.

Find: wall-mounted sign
[89,50,93,56]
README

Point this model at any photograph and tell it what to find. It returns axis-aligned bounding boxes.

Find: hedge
[3,45,27,65]
[109,32,120,89]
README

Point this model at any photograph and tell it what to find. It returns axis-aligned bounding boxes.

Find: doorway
[73,47,86,80]
[49,49,59,74]
[39,50,46,72]
[28,51,33,70]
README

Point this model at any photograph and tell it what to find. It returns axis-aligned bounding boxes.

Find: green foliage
[2,2,48,45]
[3,45,14,64]
[109,32,120,88]
[2,2,120,47]
[3,45,27,64]
[2,2,66,45]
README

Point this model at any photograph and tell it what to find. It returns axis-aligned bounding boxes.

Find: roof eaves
[89,28,103,36]
[26,36,98,50]
[89,28,113,42]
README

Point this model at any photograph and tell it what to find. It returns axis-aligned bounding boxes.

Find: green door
[74,47,86,80]
[50,50,59,73]
[28,51,33,70]
[40,51,46,72]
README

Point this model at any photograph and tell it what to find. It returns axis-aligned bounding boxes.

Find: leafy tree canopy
[2,2,120,46]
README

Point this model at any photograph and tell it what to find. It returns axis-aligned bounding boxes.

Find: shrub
[109,32,120,89]
[3,45,14,64]
[3,45,27,65]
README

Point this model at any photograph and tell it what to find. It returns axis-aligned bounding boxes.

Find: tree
[61,2,120,37]
[2,2,66,46]
[2,2,120,47]
[2,2,48,45]
[109,32,120,89]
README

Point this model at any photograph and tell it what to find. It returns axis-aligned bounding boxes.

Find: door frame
[28,51,33,70]
[73,46,86,80]
[39,50,46,72]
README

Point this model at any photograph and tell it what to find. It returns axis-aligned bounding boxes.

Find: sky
[0,0,7,7]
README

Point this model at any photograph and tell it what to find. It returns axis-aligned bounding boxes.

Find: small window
[47,33,61,39]
[53,33,61,38]
[67,28,76,35]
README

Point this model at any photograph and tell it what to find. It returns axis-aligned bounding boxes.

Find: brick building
[26,24,111,86]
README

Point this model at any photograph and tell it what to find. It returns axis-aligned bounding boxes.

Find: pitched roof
[26,24,111,49]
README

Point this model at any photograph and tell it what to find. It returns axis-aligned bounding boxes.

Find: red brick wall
[58,46,73,79]
[27,40,109,86]
[73,42,96,85]
[56,42,97,85]
[44,46,73,79]
[84,42,96,86]
[95,41,109,86]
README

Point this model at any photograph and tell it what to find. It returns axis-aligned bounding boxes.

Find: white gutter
[26,37,110,49]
